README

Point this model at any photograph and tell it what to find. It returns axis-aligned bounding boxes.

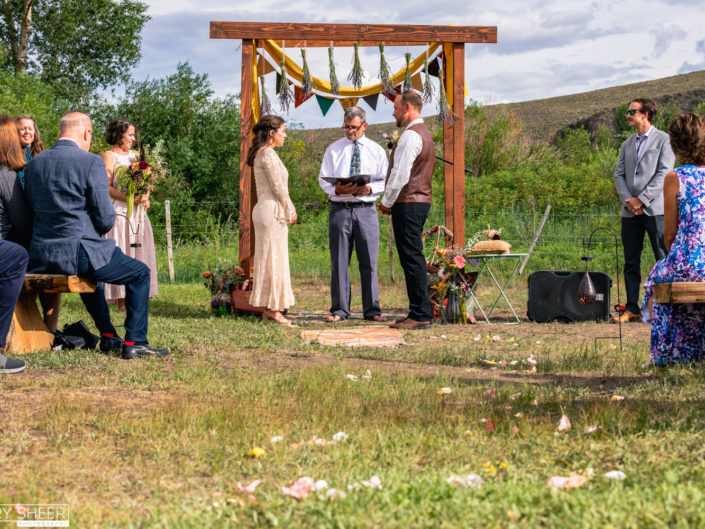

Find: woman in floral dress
[641,113,705,364]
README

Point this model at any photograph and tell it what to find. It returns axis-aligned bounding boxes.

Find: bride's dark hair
[245,115,285,167]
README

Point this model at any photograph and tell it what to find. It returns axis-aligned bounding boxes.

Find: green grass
[2,277,704,528]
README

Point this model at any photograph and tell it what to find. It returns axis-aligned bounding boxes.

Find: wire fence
[147,201,651,284]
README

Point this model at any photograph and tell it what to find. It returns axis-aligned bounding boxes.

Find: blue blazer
[25,139,116,274]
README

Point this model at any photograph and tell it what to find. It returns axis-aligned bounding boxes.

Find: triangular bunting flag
[295,85,314,108]
[427,57,440,78]
[257,54,276,76]
[339,97,359,111]
[411,73,423,92]
[383,85,402,103]
[362,93,379,111]
[315,94,335,116]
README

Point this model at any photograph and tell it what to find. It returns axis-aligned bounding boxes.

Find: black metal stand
[582,227,623,353]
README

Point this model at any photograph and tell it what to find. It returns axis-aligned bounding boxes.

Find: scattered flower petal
[547,475,588,490]
[282,477,316,499]
[362,370,372,379]
[509,360,519,365]
[611,395,625,401]
[557,414,571,432]
[326,488,346,500]
[492,335,501,341]
[532,399,539,406]
[526,356,538,366]
[584,426,603,434]
[447,474,483,489]
[364,476,383,489]
[464,429,472,437]
[504,405,512,410]
[499,360,507,367]
[485,419,495,432]
[604,471,626,480]
[248,447,266,458]
[332,431,348,442]
[511,425,520,435]
[314,479,329,491]
[535,340,541,345]
[482,359,498,365]
[474,335,481,341]
[270,435,284,443]
[514,412,523,418]
[483,388,496,399]
[345,374,359,381]
[438,387,452,395]
[441,334,448,339]
[509,392,522,400]
[236,480,261,503]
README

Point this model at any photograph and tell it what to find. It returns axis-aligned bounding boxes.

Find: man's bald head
[59,111,93,151]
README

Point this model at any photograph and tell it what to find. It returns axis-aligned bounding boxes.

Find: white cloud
[130,0,705,127]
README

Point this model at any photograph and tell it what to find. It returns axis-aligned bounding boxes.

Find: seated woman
[0,114,61,333]
[642,112,705,365]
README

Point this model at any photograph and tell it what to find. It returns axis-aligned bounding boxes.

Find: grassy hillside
[302,70,705,146]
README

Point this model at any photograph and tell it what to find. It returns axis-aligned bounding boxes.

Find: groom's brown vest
[386,122,435,204]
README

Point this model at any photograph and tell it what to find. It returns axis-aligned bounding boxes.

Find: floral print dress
[641,165,705,364]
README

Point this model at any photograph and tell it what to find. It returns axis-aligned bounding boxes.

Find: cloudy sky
[133,0,705,128]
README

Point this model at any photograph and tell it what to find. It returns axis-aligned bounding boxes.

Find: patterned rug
[301,327,405,347]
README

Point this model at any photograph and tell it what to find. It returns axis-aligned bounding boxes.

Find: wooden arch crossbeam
[209,22,497,275]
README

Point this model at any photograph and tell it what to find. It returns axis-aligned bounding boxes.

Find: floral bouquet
[428,249,478,324]
[202,259,247,316]
[115,140,167,233]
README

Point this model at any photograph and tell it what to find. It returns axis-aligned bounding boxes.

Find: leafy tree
[0,0,149,98]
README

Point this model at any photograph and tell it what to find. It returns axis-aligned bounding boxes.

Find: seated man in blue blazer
[24,111,168,360]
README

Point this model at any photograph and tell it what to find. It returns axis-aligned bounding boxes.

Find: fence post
[165,200,175,282]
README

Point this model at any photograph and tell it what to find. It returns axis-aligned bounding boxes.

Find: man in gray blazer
[614,98,675,322]
[25,111,168,359]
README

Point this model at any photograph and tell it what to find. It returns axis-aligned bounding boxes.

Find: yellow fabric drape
[260,40,442,97]
[252,41,261,122]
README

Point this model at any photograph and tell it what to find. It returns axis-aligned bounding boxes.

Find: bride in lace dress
[245,115,297,326]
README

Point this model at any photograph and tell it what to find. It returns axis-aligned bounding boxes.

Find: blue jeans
[77,245,150,343]
[0,240,29,348]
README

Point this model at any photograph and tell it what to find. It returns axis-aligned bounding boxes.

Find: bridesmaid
[245,116,297,326]
[101,118,158,312]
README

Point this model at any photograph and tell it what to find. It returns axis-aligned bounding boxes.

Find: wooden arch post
[210,22,497,273]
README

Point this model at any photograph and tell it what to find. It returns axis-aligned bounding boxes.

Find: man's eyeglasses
[342,124,364,131]
[626,109,643,116]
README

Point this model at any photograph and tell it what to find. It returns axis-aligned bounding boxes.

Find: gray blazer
[25,139,116,274]
[614,126,675,217]
[0,165,32,247]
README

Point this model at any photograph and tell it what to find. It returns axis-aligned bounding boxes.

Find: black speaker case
[527,270,612,323]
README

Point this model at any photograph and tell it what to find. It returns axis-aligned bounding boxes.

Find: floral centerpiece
[115,140,167,234]
[428,248,478,324]
[202,259,247,316]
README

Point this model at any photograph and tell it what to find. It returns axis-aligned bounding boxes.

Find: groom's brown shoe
[612,310,641,323]
[390,318,431,330]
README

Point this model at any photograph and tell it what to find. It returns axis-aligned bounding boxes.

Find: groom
[24,111,169,359]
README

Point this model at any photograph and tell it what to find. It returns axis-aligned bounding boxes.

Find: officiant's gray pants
[328,202,381,319]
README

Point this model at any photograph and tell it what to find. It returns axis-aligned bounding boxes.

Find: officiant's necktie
[350,140,360,177]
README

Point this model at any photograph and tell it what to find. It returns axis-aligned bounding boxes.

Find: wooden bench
[7,274,96,354]
[653,282,705,304]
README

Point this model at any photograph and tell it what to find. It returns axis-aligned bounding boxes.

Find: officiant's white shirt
[318,134,388,203]
[381,118,424,209]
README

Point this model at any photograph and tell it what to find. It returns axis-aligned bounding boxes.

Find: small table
[466,253,528,324]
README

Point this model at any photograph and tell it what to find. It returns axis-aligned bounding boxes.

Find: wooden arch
[210,22,497,274]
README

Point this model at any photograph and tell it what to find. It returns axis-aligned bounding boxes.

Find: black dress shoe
[122,343,170,360]
[100,335,124,353]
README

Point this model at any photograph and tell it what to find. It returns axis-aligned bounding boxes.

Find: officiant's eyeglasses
[342,124,364,131]
[626,109,643,116]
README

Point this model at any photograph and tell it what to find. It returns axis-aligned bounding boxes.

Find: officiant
[318,106,388,323]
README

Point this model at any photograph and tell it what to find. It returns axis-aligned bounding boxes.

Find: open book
[321,174,371,187]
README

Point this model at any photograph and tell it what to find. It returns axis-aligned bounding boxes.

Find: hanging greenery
[260,75,273,117]
[422,53,434,103]
[328,47,340,95]
[436,61,453,127]
[402,52,413,92]
[347,43,364,90]
[300,48,313,97]
[277,55,294,112]
[378,42,394,95]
